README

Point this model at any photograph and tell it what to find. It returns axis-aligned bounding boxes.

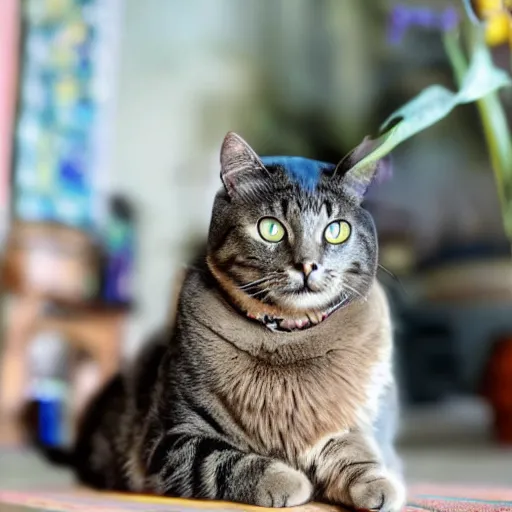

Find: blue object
[39,398,62,447]
[260,156,335,191]
[387,5,459,45]
[102,200,135,306]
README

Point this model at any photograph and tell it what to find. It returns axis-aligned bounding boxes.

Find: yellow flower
[474,0,512,45]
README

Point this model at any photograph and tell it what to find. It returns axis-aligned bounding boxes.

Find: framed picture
[13,0,121,229]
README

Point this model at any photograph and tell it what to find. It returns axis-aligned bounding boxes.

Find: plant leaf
[461,0,482,25]
[350,44,512,172]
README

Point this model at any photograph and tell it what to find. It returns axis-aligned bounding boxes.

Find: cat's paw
[348,471,405,512]
[254,461,313,508]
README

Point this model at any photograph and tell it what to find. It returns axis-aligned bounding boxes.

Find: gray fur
[57,133,404,511]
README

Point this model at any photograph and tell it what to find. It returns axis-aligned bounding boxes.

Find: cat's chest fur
[215,344,386,462]
[181,273,393,463]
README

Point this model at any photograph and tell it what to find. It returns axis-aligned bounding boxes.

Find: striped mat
[0,485,511,511]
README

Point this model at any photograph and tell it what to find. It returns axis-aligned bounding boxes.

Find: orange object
[1,221,100,302]
[474,0,512,46]
[483,336,512,443]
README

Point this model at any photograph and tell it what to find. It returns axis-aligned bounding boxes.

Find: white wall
[110,0,260,355]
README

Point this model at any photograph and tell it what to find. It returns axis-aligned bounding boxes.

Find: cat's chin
[245,296,348,332]
[273,289,339,312]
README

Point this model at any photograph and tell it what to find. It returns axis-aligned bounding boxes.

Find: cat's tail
[20,399,77,468]
[35,444,76,467]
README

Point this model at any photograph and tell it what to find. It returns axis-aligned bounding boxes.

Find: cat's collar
[244,298,350,332]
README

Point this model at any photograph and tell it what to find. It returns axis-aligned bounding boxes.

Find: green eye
[325,220,351,244]
[258,217,286,243]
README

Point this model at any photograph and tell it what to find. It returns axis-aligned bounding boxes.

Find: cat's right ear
[220,132,269,197]
[332,137,391,203]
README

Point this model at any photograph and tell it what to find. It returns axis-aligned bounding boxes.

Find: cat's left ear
[332,137,391,202]
[220,132,269,197]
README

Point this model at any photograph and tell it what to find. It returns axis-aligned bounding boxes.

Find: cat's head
[206,132,386,331]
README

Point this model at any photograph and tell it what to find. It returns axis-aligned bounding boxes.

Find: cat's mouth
[294,285,316,294]
[244,298,348,332]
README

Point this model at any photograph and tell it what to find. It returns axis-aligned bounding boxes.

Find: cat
[32,132,405,511]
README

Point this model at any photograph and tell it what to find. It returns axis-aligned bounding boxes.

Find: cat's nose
[296,261,318,277]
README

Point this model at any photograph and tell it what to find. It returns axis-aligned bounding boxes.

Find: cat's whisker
[377,263,409,297]
[342,282,367,302]
[238,278,271,290]
[343,284,366,300]
[247,286,275,299]
[238,273,283,290]
[245,278,288,298]
[239,280,275,291]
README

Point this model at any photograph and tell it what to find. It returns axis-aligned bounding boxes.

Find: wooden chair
[0,221,127,444]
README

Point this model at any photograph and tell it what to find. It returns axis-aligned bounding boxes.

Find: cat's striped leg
[302,430,405,512]
[145,431,313,507]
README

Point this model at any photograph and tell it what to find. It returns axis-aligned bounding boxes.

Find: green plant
[357,1,512,245]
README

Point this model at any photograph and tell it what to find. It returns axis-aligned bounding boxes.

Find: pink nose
[301,262,318,277]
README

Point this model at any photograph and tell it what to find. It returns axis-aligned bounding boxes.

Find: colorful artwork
[13,0,120,229]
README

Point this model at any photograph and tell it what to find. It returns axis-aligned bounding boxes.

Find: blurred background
[0,0,511,491]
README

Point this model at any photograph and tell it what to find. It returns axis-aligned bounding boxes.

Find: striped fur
[52,133,404,511]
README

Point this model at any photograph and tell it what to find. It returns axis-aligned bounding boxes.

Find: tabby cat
[37,133,405,511]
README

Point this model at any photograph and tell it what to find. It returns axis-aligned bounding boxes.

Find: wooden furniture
[0,221,127,444]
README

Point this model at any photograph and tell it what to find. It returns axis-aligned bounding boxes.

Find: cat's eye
[258,217,286,243]
[324,220,351,245]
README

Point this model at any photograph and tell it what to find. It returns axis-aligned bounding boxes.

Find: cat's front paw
[348,470,405,512]
[254,461,313,508]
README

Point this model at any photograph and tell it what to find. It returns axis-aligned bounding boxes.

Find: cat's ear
[333,137,391,202]
[220,132,269,197]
